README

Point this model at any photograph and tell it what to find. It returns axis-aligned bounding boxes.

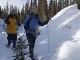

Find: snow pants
[7,34,17,48]
[26,33,36,58]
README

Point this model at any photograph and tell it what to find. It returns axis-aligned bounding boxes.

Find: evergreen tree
[12,37,28,60]
[70,0,73,5]
[61,0,65,8]
[2,7,8,19]
[2,0,9,19]
[0,6,2,18]
[38,0,47,21]
[0,6,1,11]
[31,0,33,7]
[21,5,25,23]
[17,9,21,21]
[25,2,29,16]
[77,0,80,10]
[58,0,62,11]
[54,0,58,14]
[64,0,69,7]
[73,0,78,4]
[10,4,14,13]
[49,0,55,18]
[14,6,18,14]
[29,0,33,14]
[43,0,48,18]
[33,0,37,6]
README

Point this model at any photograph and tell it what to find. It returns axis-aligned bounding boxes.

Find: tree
[0,6,1,13]
[38,0,47,21]
[0,6,2,18]
[25,2,29,16]
[21,5,25,22]
[17,9,21,21]
[2,0,9,19]
[14,6,18,14]
[43,0,48,17]
[73,0,78,4]
[54,0,58,14]
[10,4,14,13]
[77,0,80,10]
[64,0,69,7]
[12,37,28,60]
[49,0,55,18]
[1,7,8,19]
[58,0,62,11]
[33,0,37,6]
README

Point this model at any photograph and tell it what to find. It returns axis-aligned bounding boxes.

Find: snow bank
[56,41,80,60]
[0,19,6,33]
[34,4,80,60]
[56,29,80,60]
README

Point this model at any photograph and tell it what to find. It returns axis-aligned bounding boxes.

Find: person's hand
[44,20,49,25]
[7,21,10,25]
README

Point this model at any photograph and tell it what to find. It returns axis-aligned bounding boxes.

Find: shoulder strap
[24,14,32,30]
[27,14,32,25]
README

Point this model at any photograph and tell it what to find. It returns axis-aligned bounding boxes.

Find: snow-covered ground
[0,4,80,60]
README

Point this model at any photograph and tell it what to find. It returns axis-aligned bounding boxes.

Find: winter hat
[10,9,16,14]
[31,6,38,14]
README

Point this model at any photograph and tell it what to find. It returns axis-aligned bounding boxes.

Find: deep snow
[0,4,80,60]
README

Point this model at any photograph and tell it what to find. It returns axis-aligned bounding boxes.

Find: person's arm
[23,15,31,30]
[38,17,49,26]
[5,14,10,24]
[38,18,45,26]
[23,15,30,26]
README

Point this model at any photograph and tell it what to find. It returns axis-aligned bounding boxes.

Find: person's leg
[12,34,17,48]
[29,36,36,53]
[26,33,36,59]
[29,38,36,59]
[7,34,11,45]
[13,40,16,48]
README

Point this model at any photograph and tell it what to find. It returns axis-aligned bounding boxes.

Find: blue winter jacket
[23,13,44,35]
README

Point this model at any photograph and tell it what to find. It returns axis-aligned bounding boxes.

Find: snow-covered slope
[34,4,80,60]
[0,19,13,60]
[0,4,80,60]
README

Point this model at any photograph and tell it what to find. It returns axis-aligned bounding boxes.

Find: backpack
[24,15,32,30]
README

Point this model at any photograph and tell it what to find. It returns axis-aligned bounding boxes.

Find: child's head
[31,6,38,14]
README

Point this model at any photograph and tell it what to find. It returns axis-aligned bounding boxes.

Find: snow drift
[34,4,80,60]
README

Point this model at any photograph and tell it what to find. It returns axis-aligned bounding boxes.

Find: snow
[0,4,80,60]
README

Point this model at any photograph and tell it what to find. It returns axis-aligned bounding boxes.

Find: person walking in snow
[5,9,20,48]
[23,6,49,60]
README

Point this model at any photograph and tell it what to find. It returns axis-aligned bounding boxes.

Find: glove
[44,20,49,25]
[7,21,10,25]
